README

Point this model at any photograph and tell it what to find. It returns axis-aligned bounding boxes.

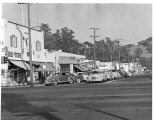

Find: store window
[36,40,41,51]
[10,35,17,48]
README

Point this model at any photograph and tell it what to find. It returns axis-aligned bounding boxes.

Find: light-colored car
[111,69,121,79]
[103,70,115,80]
[76,72,91,82]
[86,70,107,83]
[127,72,132,76]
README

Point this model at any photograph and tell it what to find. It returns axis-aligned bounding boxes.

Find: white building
[119,62,142,73]
[1,19,46,86]
[97,62,118,70]
[1,19,86,86]
[44,50,86,73]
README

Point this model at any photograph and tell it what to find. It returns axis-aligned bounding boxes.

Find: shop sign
[59,56,76,61]
[59,56,77,64]
[7,51,21,58]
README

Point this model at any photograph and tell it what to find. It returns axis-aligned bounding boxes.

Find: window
[36,40,41,51]
[10,35,17,48]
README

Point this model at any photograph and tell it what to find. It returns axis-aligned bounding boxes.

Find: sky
[2,3,152,45]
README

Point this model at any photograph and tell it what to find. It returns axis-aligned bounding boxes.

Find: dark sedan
[45,72,77,86]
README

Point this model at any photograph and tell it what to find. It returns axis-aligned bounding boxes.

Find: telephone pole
[118,40,120,70]
[113,39,120,70]
[18,3,33,87]
[90,28,99,70]
[27,3,34,87]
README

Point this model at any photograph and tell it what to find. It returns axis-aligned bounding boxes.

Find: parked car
[86,70,107,83]
[127,72,132,77]
[76,72,91,83]
[45,72,76,86]
[103,70,115,81]
[116,70,129,78]
[111,69,122,79]
[121,71,129,78]
[114,70,130,78]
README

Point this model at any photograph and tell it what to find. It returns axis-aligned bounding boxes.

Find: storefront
[1,19,45,86]
[58,56,77,73]
[31,61,56,83]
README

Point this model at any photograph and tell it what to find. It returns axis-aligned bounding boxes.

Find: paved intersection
[2,75,152,120]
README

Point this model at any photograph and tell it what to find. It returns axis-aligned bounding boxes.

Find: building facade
[1,19,45,86]
[44,50,86,73]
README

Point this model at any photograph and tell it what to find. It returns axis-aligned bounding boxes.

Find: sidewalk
[1,83,45,88]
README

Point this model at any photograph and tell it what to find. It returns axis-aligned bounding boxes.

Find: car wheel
[77,78,81,83]
[53,80,58,85]
[68,78,74,84]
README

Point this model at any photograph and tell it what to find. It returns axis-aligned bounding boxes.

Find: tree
[81,41,94,59]
[39,23,55,50]
[134,48,143,59]
[138,37,152,53]
[95,40,107,61]
[39,23,51,33]
[105,37,119,62]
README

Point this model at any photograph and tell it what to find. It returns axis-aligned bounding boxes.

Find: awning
[10,60,30,70]
[74,65,85,71]
[36,63,56,72]
[80,65,90,71]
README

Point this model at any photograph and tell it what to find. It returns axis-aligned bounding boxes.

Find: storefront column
[70,64,73,73]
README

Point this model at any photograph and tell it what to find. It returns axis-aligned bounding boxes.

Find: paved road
[1,75,152,120]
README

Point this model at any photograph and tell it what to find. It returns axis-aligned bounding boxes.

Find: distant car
[127,72,132,77]
[76,72,91,83]
[45,72,76,86]
[103,70,115,80]
[122,71,129,78]
[86,70,107,83]
[111,69,122,79]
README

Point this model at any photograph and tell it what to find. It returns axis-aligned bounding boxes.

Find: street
[1,75,152,120]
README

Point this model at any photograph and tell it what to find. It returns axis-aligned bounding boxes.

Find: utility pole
[18,3,33,87]
[90,28,99,70]
[113,39,120,69]
[128,51,130,72]
[27,3,34,87]
[118,40,120,70]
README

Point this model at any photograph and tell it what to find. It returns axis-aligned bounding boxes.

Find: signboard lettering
[7,51,21,58]
[59,56,76,61]
[59,56,77,64]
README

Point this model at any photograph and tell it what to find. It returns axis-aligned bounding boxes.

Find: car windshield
[92,71,101,74]
[78,73,84,75]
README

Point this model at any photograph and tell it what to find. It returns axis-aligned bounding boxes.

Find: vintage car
[111,69,122,79]
[76,72,91,83]
[45,72,77,86]
[121,71,130,78]
[115,70,129,78]
[86,70,107,83]
[102,70,115,81]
